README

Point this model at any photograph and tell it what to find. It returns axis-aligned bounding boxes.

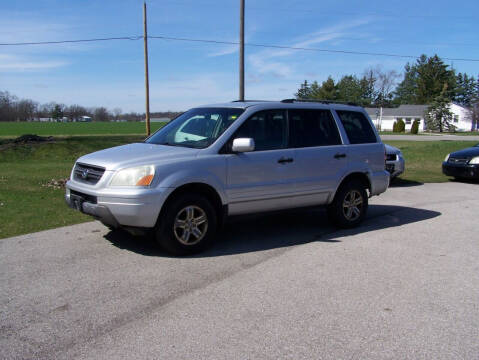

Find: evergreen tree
[395,54,456,104]
[425,84,454,132]
[317,77,337,100]
[51,104,63,121]
[295,80,312,100]
[336,75,362,104]
[454,73,477,106]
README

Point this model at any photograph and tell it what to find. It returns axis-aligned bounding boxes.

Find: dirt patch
[0,134,55,151]
[42,178,69,190]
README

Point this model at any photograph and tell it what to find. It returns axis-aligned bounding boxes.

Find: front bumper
[442,162,479,179]
[65,180,172,228]
[386,155,405,178]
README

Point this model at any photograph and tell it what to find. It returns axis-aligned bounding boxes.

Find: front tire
[156,193,217,255]
[328,180,368,228]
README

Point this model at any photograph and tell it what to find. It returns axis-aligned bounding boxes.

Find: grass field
[0,121,165,137]
[0,136,145,239]
[0,137,477,239]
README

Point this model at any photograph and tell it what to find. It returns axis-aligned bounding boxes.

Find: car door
[225,109,298,215]
[334,110,385,174]
[288,108,348,207]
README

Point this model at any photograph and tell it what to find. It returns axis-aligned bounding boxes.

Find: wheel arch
[332,172,371,202]
[158,182,227,228]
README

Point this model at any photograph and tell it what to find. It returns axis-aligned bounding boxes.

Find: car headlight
[469,156,479,164]
[110,165,155,187]
[444,154,450,162]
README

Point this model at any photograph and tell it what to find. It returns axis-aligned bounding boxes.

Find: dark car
[442,144,479,180]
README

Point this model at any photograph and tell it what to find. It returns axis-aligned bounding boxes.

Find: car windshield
[146,107,244,149]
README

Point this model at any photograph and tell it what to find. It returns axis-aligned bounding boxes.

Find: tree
[16,99,37,121]
[372,67,400,106]
[51,104,64,121]
[0,91,17,122]
[317,77,337,100]
[425,84,454,132]
[336,75,362,104]
[94,107,110,121]
[468,101,479,131]
[395,54,456,104]
[455,73,477,106]
[65,104,87,121]
[295,80,312,99]
[112,107,122,120]
[410,119,420,134]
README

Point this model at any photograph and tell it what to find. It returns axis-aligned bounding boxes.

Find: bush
[411,119,419,134]
[393,121,398,132]
[396,118,405,132]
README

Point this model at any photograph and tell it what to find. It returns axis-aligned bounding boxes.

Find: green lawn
[0,137,476,239]
[0,136,145,239]
[0,121,165,137]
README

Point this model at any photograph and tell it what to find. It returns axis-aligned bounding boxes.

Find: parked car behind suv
[66,100,390,255]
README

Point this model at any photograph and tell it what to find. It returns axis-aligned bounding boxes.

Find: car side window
[234,110,287,151]
[289,109,342,148]
[336,110,377,144]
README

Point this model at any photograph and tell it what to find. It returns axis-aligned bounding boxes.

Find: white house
[448,103,474,131]
[365,103,475,132]
[365,105,428,132]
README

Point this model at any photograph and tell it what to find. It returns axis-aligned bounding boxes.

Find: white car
[385,144,405,178]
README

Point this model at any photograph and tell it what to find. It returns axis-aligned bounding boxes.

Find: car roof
[196,100,365,112]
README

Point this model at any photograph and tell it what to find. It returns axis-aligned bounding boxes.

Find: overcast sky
[1,0,478,112]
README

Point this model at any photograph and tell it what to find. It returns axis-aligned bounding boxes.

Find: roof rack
[231,99,272,103]
[280,98,359,106]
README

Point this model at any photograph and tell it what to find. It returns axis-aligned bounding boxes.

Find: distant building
[365,103,475,132]
[79,116,92,122]
[150,117,171,123]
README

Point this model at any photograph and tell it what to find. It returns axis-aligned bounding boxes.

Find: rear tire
[328,180,368,228]
[156,193,217,256]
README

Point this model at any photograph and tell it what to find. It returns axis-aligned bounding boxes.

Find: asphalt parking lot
[1,181,478,359]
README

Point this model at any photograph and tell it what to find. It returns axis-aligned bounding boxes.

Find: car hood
[450,145,479,158]
[76,142,200,170]
[385,144,401,154]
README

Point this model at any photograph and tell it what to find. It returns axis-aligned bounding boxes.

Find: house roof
[365,105,429,118]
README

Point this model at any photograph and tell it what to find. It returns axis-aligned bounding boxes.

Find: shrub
[393,121,398,132]
[396,118,405,132]
[411,119,420,134]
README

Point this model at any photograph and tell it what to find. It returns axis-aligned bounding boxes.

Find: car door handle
[277,157,294,164]
[334,153,347,159]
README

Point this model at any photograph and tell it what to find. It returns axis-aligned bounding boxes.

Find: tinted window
[289,109,341,148]
[234,110,287,151]
[336,110,377,144]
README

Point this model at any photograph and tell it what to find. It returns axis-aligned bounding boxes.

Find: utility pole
[143,1,151,136]
[239,0,245,101]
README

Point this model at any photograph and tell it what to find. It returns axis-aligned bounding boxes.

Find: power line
[1,34,479,62]
[0,36,142,46]
[149,35,479,62]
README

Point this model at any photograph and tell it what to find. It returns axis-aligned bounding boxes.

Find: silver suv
[66,100,389,255]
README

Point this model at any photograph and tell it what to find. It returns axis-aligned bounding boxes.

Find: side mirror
[231,138,255,153]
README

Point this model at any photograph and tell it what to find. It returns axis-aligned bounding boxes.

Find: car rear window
[336,110,377,144]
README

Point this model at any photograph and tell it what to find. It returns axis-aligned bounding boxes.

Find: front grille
[73,163,105,185]
[386,154,397,161]
[448,157,469,165]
